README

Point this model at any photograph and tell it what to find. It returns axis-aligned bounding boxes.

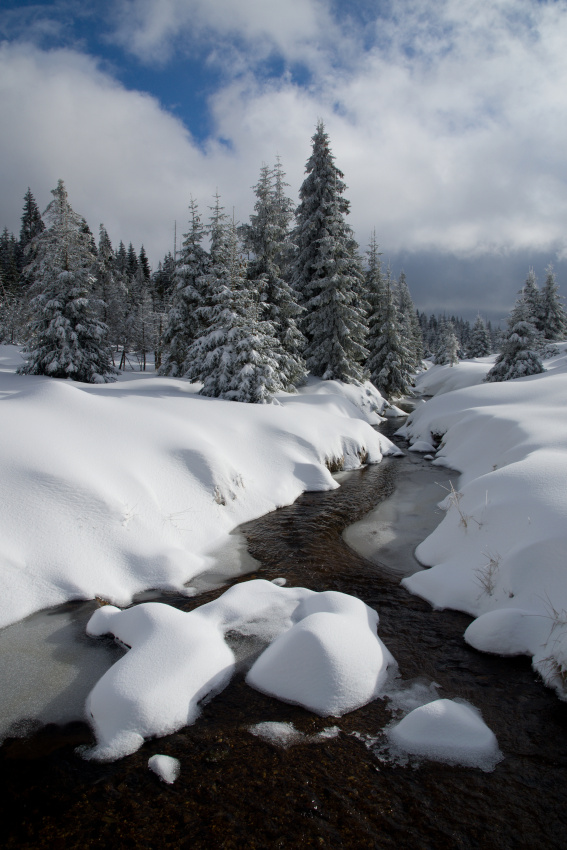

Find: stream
[0,418,566,848]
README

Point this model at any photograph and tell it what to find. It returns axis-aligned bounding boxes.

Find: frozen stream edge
[0,437,457,744]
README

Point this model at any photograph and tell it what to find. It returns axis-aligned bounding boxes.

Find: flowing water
[1,420,566,848]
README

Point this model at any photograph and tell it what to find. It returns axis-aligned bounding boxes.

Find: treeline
[1,122,565,398]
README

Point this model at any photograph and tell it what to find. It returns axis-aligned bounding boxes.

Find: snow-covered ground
[398,344,567,697]
[0,345,397,629]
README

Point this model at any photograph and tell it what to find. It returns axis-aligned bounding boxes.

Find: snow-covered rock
[388,698,502,770]
[83,580,395,760]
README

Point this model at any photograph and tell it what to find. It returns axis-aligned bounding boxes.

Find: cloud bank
[1,0,566,315]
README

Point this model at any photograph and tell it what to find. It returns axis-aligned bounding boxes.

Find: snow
[0,344,396,629]
[387,698,502,770]
[397,344,567,696]
[248,721,340,748]
[148,754,180,784]
[83,580,395,759]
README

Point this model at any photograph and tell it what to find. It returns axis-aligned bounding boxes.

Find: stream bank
[1,423,566,848]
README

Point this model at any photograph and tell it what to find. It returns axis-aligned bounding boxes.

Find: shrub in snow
[18,180,117,383]
[388,698,502,770]
[291,121,369,383]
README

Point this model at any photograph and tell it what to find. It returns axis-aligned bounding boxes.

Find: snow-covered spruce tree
[485,295,544,382]
[186,198,284,402]
[434,318,460,366]
[240,161,307,390]
[395,270,423,369]
[19,188,44,271]
[540,265,567,341]
[291,121,368,382]
[367,265,413,398]
[0,228,24,343]
[94,224,127,351]
[522,268,544,334]
[18,180,117,383]
[160,198,209,377]
[467,315,492,357]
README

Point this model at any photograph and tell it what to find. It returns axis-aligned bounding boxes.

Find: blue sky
[1,0,567,321]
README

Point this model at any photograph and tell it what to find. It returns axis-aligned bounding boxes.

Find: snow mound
[246,610,395,716]
[408,440,436,453]
[388,698,502,770]
[84,604,235,761]
[148,754,180,784]
[83,580,393,759]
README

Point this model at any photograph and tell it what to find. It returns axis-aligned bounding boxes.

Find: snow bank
[388,698,502,770]
[0,345,396,628]
[83,580,395,759]
[397,344,567,696]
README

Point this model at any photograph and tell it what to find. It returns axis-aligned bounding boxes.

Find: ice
[248,721,340,747]
[148,754,180,784]
[388,698,502,770]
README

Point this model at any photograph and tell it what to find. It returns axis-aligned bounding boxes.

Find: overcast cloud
[1,0,566,319]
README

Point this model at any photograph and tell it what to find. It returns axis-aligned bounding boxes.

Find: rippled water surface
[1,423,566,849]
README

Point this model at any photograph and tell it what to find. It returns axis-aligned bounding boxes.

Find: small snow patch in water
[148,754,180,784]
[248,721,340,748]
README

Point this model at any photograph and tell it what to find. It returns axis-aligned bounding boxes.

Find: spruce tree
[485,295,544,382]
[160,198,209,377]
[18,180,117,382]
[186,198,283,402]
[291,121,368,383]
[540,265,567,341]
[240,161,306,391]
[468,315,492,357]
[367,265,413,397]
[19,188,44,266]
[434,319,460,366]
[94,225,127,351]
[395,270,423,369]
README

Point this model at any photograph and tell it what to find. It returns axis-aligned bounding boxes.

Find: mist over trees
[1,123,565,396]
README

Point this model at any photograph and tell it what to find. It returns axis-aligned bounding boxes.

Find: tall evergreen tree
[94,224,127,350]
[240,161,306,390]
[367,265,413,397]
[539,265,567,341]
[291,121,368,383]
[160,198,210,377]
[522,268,544,334]
[18,180,116,382]
[485,294,544,382]
[186,198,283,402]
[19,188,44,265]
[395,270,423,369]
[467,315,492,357]
[434,318,460,366]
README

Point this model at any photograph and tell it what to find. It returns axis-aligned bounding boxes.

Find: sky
[1,0,567,322]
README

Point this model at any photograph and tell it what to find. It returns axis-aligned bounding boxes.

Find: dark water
[1,426,566,848]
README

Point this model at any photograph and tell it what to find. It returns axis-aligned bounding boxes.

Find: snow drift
[0,345,396,629]
[397,345,567,696]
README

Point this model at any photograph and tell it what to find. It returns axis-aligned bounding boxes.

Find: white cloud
[109,0,338,69]
[1,0,567,284]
